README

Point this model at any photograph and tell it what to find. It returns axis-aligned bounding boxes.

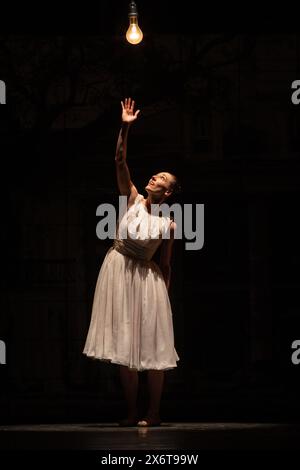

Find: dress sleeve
[134,193,143,204]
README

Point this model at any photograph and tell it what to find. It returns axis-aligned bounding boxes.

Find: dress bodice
[113,194,172,261]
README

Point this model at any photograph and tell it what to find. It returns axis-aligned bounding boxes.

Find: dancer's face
[145,172,175,200]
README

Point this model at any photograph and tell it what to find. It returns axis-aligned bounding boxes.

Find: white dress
[83,193,180,371]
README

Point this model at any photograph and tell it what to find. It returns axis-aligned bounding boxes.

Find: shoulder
[169,220,176,230]
[161,218,176,242]
[127,191,142,209]
[169,219,177,235]
[170,219,177,239]
[135,193,144,202]
[161,215,176,231]
[136,194,146,207]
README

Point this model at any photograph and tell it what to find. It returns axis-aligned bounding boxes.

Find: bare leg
[138,370,164,425]
[119,365,139,422]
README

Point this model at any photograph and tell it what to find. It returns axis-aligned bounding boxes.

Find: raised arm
[115,97,140,206]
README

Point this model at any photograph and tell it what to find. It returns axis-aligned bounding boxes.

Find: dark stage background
[0,2,300,424]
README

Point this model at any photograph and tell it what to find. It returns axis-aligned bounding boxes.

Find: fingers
[123,97,135,109]
[122,98,140,117]
[126,97,133,110]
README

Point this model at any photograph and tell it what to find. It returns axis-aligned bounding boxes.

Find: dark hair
[165,174,182,215]
[170,174,182,197]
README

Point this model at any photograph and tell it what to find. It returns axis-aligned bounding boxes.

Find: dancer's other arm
[159,221,176,292]
[115,97,140,206]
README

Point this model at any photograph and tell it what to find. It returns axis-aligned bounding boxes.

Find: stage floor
[0,421,300,450]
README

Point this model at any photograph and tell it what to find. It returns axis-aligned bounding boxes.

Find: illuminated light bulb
[126,1,143,45]
[126,20,143,45]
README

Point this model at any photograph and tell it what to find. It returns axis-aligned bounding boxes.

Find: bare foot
[137,415,161,427]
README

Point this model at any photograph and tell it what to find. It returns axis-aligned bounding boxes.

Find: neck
[145,194,164,208]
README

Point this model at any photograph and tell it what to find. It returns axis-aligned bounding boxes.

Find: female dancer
[83,97,181,426]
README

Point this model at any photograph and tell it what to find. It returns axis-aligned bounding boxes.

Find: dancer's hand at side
[121,97,140,124]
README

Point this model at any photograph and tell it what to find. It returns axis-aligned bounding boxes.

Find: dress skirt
[83,246,180,371]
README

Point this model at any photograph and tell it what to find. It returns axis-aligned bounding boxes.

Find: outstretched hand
[121,97,140,124]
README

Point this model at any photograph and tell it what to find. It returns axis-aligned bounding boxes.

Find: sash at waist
[113,238,152,261]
